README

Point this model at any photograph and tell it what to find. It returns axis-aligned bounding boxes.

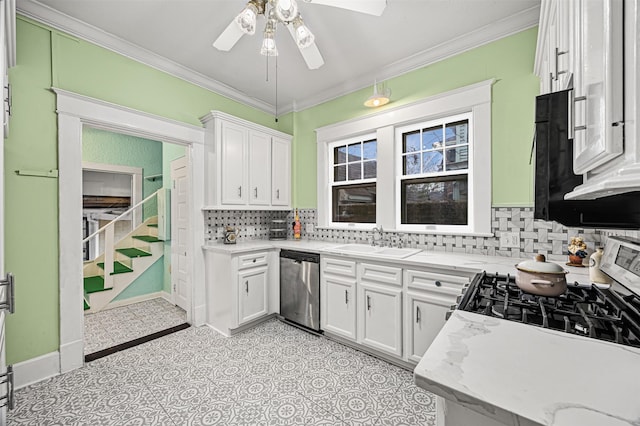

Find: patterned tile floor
[84,298,187,355]
[10,319,436,425]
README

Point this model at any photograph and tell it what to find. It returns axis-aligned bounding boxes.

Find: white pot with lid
[515,254,568,296]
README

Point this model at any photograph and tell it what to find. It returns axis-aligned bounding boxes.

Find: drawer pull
[416,306,421,323]
[367,295,371,311]
[435,280,442,287]
[254,187,258,198]
[345,289,348,304]
[238,186,242,197]
[276,189,280,199]
[245,281,249,293]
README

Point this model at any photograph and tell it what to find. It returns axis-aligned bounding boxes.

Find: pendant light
[364,81,391,108]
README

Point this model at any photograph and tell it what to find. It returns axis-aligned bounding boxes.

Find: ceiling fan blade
[303,0,387,16]
[213,20,244,51]
[287,24,325,69]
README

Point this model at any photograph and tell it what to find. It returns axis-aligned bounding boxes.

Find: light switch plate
[500,231,520,248]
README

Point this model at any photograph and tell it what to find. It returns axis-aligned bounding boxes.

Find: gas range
[457,236,640,349]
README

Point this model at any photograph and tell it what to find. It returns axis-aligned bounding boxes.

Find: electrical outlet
[306,223,314,234]
[216,227,224,238]
[499,231,520,248]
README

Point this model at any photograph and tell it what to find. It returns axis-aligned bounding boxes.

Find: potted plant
[568,236,588,266]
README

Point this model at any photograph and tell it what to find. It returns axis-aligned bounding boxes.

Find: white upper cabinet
[201,111,292,209]
[535,0,640,200]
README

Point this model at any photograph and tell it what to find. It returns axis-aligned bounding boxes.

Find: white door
[321,275,357,340]
[248,130,271,206]
[358,282,402,357]
[171,156,190,311]
[271,137,290,206]
[220,120,247,205]
[405,291,453,364]
[238,266,268,325]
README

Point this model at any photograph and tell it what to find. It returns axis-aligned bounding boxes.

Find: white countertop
[202,240,590,284]
[414,310,640,426]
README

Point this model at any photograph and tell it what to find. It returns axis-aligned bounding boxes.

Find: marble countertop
[414,310,640,426]
[202,240,590,284]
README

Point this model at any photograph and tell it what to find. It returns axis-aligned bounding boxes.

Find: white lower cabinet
[358,282,403,357]
[405,292,454,364]
[205,249,274,335]
[321,275,357,339]
[238,265,268,325]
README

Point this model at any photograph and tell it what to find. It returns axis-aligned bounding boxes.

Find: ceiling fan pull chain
[275,54,279,123]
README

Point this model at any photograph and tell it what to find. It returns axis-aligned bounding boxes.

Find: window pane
[401,175,468,225]
[403,131,421,153]
[363,140,377,160]
[422,150,443,173]
[332,183,376,223]
[445,146,468,171]
[347,142,362,162]
[363,160,376,179]
[334,146,347,164]
[445,120,468,146]
[422,125,443,150]
[347,163,362,180]
[334,165,346,181]
[403,154,421,175]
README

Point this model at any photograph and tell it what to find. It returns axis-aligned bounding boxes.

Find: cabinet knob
[252,258,256,263]
[435,280,442,287]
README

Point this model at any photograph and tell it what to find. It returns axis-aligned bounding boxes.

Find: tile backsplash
[204,207,639,262]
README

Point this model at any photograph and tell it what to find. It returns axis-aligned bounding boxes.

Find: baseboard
[13,351,60,390]
[104,291,164,310]
[193,303,206,327]
[159,291,174,305]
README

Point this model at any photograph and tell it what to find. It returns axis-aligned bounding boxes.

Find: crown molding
[290,5,540,112]
[18,1,539,116]
[17,0,276,115]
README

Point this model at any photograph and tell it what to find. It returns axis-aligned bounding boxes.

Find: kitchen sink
[329,244,421,259]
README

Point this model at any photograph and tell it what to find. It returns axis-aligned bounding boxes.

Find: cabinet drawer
[405,269,469,297]
[359,263,402,287]
[238,251,269,270]
[322,257,356,278]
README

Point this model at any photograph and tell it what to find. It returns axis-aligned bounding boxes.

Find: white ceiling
[18,0,540,115]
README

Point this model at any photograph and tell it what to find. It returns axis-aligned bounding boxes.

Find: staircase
[83,216,163,313]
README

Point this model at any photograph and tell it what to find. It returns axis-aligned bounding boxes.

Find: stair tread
[132,235,161,243]
[84,276,109,294]
[147,223,158,228]
[116,248,152,258]
[96,261,134,275]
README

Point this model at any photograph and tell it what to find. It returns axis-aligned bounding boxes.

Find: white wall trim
[13,351,60,390]
[19,1,538,115]
[105,291,166,310]
[56,89,205,374]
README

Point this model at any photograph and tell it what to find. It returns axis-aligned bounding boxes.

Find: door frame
[55,88,206,373]
[170,156,191,310]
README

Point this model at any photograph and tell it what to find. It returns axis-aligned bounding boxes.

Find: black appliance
[533,89,640,228]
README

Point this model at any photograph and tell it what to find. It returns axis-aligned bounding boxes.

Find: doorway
[56,89,206,373]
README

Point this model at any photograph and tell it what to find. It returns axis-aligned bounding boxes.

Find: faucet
[371,225,383,246]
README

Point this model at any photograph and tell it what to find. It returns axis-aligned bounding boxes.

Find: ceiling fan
[213,0,387,70]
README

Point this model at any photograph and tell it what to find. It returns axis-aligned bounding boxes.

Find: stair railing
[82,189,161,290]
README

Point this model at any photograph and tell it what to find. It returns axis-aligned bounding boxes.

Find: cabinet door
[238,266,268,325]
[321,275,356,340]
[220,120,248,205]
[358,282,402,357]
[405,291,454,364]
[271,137,291,206]
[248,130,271,206]
[572,0,623,174]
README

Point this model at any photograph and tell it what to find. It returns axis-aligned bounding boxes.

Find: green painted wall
[5,17,283,365]
[290,28,539,208]
[112,257,164,302]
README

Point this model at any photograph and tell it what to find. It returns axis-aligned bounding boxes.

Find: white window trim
[316,79,493,236]
[328,133,378,229]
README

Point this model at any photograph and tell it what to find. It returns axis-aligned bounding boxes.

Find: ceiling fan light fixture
[274,0,299,22]
[260,18,279,56]
[235,2,261,35]
[364,81,391,108]
[292,16,314,48]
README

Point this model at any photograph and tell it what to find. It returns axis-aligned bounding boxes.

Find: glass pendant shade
[364,82,391,107]
[274,0,299,22]
[235,3,259,35]
[293,16,314,48]
[260,24,278,56]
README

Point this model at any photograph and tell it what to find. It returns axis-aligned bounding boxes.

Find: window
[316,79,492,235]
[398,115,471,227]
[330,136,377,223]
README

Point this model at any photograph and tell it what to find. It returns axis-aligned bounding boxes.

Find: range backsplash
[204,207,640,262]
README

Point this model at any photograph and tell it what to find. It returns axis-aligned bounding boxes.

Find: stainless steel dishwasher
[279,250,321,332]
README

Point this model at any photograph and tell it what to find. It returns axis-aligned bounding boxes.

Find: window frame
[327,133,378,228]
[315,79,493,236]
[395,112,475,233]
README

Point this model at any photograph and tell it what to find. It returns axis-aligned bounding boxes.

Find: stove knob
[450,304,457,311]
[456,294,464,303]
[445,310,453,320]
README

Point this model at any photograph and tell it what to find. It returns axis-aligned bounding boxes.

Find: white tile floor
[84,298,187,355]
[10,319,436,425]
